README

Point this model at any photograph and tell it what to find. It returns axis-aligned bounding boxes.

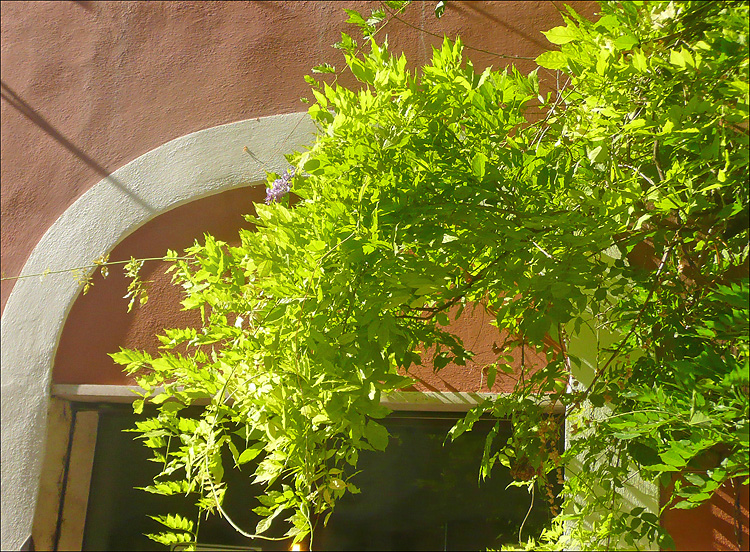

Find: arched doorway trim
[0,112,315,550]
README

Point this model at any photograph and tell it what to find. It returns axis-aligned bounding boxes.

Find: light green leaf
[587,145,606,163]
[312,63,336,74]
[237,444,264,465]
[536,51,568,70]
[256,501,286,535]
[364,420,389,451]
[632,49,648,72]
[614,33,639,50]
[472,153,487,179]
[689,411,711,426]
[328,478,346,490]
[542,25,580,45]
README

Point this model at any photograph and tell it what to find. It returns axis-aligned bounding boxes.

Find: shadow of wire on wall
[0,80,156,215]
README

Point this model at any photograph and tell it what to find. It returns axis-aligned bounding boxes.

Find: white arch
[0,112,316,550]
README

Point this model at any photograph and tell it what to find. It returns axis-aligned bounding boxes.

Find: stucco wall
[3,0,596,391]
[1,0,597,312]
[662,480,750,552]
[9,3,742,552]
[2,0,595,394]
[2,3,603,549]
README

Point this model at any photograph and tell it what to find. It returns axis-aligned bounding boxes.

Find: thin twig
[0,256,189,281]
[379,2,537,61]
[653,140,665,182]
[605,447,623,550]
[519,484,535,543]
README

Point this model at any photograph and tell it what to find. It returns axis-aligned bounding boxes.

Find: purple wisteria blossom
[265,168,296,204]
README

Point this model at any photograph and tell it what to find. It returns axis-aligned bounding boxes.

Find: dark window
[83,406,559,551]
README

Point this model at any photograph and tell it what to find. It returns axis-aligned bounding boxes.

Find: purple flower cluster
[265,168,296,204]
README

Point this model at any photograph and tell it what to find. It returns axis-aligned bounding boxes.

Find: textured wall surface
[28,2,750,552]
[1,0,597,311]
[1,3,601,548]
[662,479,750,551]
[1,114,315,550]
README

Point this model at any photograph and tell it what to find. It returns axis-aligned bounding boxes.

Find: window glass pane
[83,406,559,551]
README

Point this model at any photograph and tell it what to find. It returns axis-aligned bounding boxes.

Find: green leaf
[613,431,641,440]
[671,499,702,510]
[146,531,193,546]
[660,449,686,468]
[542,25,580,45]
[689,411,711,426]
[384,1,410,10]
[139,480,190,496]
[344,8,368,29]
[658,531,676,550]
[303,157,322,174]
[237,443,264,465]
[349,57,374,83]
[328,478,346,490]
[364,420,389,451]
[133,399,144,415]
[472,152,487,179]
[312,63,336,74]
[669,48,694,69]
[434,0,446,19]
[684,473,706,486]
[536,51,569,70]
[632,49,648,72]
[589,394,605,408]
[497,363,514,374]
[614,33,639,50]
[256,502,286,535]
[587,145,607,163]
[149,513,194,532]
[486,364,497,390]
[334,33,358,55]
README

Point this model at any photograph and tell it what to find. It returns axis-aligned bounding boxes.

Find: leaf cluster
[111,1,748,549]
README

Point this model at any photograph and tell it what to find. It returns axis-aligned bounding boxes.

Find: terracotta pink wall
[4,2,749,549]
[52,184,550,390]
[1,0,598,312]
[662,479,749,551]
[2,0,595,389]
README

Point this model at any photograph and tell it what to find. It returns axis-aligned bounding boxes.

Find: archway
[0,112,315,550]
